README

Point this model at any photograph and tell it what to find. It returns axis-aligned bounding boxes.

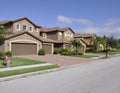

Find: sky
[0,0,120,38]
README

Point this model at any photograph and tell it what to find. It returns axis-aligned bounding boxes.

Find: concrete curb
[0,61,92,82]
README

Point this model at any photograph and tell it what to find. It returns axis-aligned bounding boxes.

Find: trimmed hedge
[38,49,45,55]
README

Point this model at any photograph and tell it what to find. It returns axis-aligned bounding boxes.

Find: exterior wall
[83,37,92,45]
[58,31,63,41]
[63,29,74,41]
[13,19,40,36]
[54,43,63,50]
[46,31,58,40]
[0,44,5,52]
[64,44,71,51]
[5,23,13,34]
[74,38,86,53]
[4,33,42,54]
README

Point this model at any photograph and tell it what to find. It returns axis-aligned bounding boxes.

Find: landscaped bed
[0,65,59,77]
[0,57,46,68]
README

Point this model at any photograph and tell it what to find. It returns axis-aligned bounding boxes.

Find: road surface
[0,56,120,93]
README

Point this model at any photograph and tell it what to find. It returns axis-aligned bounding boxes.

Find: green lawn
[0,57,46,68]
[0,65,59,77]
[72,54,98,58]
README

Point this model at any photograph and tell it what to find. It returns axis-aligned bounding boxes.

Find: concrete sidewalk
[0,63,53,72]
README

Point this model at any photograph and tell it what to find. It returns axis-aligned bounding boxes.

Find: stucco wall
[13,19,40,36]
[4,33,42,53]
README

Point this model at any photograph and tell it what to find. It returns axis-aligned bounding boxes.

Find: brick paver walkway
[18,54,97,67]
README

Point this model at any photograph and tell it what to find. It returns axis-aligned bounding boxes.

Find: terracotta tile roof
[74,33,83,38]
[0,20,12,25]
[40,27,75,33]
[80,34,96,37]
[5,31,57,43]
[0,17,41,28]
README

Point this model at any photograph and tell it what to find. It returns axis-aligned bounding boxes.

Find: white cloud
[57,15,93,26]
[57,16,120,38]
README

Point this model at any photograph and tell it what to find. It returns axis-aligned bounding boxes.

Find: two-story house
[0,17,56,55]
[40,27,74,51]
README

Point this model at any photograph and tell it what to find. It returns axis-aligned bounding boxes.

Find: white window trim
[15,24,20,30]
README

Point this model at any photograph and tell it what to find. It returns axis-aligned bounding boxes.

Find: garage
[42,44,52,54]
[11,42,37,56]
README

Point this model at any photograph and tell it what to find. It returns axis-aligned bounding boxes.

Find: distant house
[74,33,86,53]
[40,27,75,51]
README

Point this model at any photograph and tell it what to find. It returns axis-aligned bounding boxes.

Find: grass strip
[0,65,59,77]
[0,57,46,68]
[72,55,98,58]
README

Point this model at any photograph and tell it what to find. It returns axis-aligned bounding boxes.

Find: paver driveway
[18,54,97,67]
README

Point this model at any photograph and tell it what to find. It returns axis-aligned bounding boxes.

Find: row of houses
[0,17,98,56]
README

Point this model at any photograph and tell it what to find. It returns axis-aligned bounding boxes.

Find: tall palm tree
[92,36,106,51]
[71,40,82,54]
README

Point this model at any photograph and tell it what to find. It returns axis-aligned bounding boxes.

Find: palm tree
[71,40,82,54]
[92,36,106,51]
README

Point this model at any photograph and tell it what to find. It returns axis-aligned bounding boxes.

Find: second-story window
[23,25,27,31]
[35,27,38,32]
[29,26,33,32]
[16,24,20,30]
[43,33,47,38]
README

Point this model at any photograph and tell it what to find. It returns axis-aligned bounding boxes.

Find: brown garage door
[42,44,52,54]
[11,43,37,56]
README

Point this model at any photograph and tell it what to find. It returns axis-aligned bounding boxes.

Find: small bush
[54,49,60,54]
[0,51,4,57]
[68,51,77,55]
[60,49,68,53]
[60,49,69,55]
[4,51,12,57]
[38,49,45,55]
[61,51,69,55]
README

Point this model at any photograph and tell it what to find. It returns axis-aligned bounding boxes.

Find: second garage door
[11,43,37,56]
[42,44,52,54]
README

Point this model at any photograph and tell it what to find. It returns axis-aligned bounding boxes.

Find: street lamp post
[105,45,108,58]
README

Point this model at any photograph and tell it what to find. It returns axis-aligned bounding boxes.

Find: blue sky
[0,0,120,38]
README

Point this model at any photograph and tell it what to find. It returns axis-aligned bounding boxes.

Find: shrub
[60,49,68,53]
[61,51,69,55]
[60,49,69,55]
[4,51,12,57]
[54,49,60,54]
[38,49,45,55]
[0,51,3,57]
[68,51,77,55]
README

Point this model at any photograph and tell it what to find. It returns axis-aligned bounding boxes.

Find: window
[16,24,20,30]
[43,33,47,38]
[35,27,38,32]
[23,25,27,31]
[59,32,62,35]
[29,26,33,32]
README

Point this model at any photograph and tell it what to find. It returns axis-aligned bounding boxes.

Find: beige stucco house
[0,17,56,55]
[0,17,97,56]
[40,27,75,51]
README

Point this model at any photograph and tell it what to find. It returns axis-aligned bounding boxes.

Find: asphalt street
[0,56,120,93]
